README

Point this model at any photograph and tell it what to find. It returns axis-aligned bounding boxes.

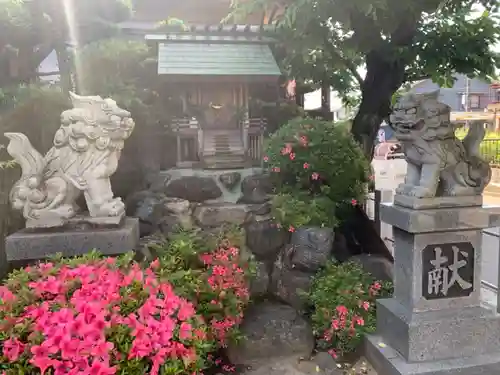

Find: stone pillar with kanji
[365,91,500,375]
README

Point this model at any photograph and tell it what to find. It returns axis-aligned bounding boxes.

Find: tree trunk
[55,45,73,93]
[351,50,405,159]
[320,81,331,120]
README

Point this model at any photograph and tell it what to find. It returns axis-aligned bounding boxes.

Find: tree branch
[323,41,364,87]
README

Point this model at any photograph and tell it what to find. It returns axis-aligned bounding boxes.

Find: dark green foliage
[230,0,500,157]
[308,261,393,356]
[265,117,370,228]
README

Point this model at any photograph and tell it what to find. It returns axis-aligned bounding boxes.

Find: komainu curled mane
[5,92,135,228]
[390,91,491,198]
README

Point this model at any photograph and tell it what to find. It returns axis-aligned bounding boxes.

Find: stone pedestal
[366,198,500,375]
[5,217,139,262]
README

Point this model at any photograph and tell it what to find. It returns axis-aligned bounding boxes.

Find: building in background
[303,89,350,121]
[408,74,496,111]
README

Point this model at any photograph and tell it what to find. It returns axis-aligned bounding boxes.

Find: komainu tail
[4,132,45,179]
[461,123,491,193]
[4,132,46,212]
[462,121,485,158]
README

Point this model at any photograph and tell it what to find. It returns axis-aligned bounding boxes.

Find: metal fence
[479,138,500,165]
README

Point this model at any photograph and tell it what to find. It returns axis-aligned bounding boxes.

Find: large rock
[125,191,165,237]
[155,197,193,235]
[125,191,192,237]
[349,254,393,282]
[288,227,335,272]
[270,250,313,310]
[250,261,270,297]
[218,171,241,191]
[193,203,250,228]
[245,219,289,261]
[227,301,314,366]
[239,173,273,204]
[164,176,223,202]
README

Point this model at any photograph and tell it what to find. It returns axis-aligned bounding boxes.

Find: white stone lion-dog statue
[5,92,135,228]
[390,90,491,199]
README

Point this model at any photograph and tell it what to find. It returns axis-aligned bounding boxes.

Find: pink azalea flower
[289,152,296,160]
[150,258,160,270]
[311,172,319,180]
[263,155,269,162]
[281,144,292,155]
[328,349,338,359]
[303,162,310,169]
[2,338,24,361]
[331,319,340,330]
[336,305,348,316]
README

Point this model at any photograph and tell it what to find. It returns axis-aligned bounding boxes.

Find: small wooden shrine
[146,24,282,169]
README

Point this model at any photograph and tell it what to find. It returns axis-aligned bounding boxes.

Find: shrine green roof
[148,27,281,78]
[156,42,281,77]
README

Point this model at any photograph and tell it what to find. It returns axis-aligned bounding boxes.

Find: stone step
[204,140,242,147]
[203,154,248,169]
[203,149,246,157]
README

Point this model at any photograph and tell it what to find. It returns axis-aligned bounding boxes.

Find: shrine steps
[202,153,249,169]
[201,130,247,168]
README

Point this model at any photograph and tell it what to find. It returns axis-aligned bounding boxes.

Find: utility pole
[465,76,470,112]
[464,76,470,129]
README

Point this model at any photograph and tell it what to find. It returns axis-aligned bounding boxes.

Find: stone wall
[126,170,339,308]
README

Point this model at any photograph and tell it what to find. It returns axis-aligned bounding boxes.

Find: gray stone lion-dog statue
[5,92,135,228]
[389,90,491,202]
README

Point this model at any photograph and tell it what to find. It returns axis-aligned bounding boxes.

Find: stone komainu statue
[390,91,491,198]
[5,92,135,228]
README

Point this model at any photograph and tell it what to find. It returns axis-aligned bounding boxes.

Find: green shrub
[264,118,370,229]
[308,261,392,358]
[0,85,69,153]
[77,38,151,106]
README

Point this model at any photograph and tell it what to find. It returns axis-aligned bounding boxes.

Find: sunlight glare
[62,0,84,92]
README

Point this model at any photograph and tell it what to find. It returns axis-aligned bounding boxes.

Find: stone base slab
[380,203,500,233]
[67,214,124,226]
[376,298,500,362]
[393,194,482,210]
[5,218,139,261]
[365,334,500,375]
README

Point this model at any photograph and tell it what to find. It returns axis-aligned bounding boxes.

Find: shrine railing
[171,118,201,167]
[245,118,267,165]
[480,138,500,166]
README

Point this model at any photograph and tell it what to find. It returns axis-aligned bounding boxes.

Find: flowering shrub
[307,261,393,358]
[264,118,370,229]
[0,252,212,375]
[271,192,337,231]
[148,228,253,348]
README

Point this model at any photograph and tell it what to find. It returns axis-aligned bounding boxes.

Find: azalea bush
[0,227,254,375]
[0,252,212,375]
[149,228,253,348]
[308,261,393,358]
[264,118,370,230]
